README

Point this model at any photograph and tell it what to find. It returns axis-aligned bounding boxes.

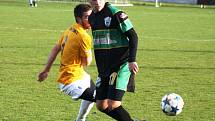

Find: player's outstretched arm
[38,44,61,82]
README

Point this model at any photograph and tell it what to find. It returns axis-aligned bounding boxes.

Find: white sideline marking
[31,28,62,32]
[0,26,214,42]
[144,36,215,42]
[0,26,63,32]
[46,0,77,3]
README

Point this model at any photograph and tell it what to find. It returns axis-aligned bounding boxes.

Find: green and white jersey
[89,2,134,77]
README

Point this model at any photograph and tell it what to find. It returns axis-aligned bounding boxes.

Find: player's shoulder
[62,25,74,36]
[106,3,128,19]
[106,2,121,15]
[76,29,91,42]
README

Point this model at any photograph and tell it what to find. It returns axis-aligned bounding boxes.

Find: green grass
[1,0,215,121]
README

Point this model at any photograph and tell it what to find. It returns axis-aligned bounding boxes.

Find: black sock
[101,106,133,121]
[79,80,96,102]
[79,88,96,102]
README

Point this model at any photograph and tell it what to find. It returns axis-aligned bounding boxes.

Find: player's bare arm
[38,44,61,82]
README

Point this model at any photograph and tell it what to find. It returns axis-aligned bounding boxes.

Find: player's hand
[38,71,48,82]
[129,62,139,75]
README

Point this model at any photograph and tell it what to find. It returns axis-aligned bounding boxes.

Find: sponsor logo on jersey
[93,33,117,45]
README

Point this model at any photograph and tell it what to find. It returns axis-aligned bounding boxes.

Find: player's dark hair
[74,4,92,22]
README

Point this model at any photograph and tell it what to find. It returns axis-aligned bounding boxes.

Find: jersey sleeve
[115,11,133,33]
[57,33,64,45]
[79,34,92,58]
[57,30,70,51]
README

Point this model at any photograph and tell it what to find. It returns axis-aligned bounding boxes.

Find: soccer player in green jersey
[88,0,145,121]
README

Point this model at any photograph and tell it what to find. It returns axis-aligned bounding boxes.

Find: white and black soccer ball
[161,93,184,116]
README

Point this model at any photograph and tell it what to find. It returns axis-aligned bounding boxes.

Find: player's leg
[95,74,133,121]
[105,63,133,121]
[95,76,112,115]
[97,90,133,121]
[76,79,96,121]
[76,100,94,121]
[95,76,109,110]
[79,79,96,102]
[59,73,94,121]
[107,90,133,121]
[75,74,95,121]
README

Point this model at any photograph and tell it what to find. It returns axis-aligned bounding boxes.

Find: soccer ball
[161,93,184,116]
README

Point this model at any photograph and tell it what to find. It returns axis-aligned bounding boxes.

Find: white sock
[76,100,94,121]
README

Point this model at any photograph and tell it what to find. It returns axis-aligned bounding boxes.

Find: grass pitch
[0,0,215,121]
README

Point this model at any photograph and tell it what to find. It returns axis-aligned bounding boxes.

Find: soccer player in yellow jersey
[38,4,95,121]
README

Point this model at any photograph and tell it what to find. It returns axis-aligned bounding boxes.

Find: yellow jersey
[56,23,92,85]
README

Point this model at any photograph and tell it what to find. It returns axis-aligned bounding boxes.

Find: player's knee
[108,100,121,110]
[96,100,108,111]
[96,103,107,111]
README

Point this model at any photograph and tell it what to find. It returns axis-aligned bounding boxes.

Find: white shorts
[59,73,91,100]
